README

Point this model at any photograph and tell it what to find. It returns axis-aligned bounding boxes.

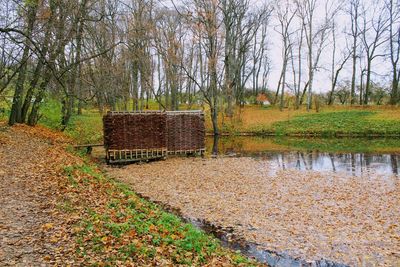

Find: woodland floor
[107,157,400,266]
[0,124,77,266]
[1,120,399,266]
[0,124,259,266]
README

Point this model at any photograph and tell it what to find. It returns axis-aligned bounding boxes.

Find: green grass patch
[37,99,103,144]
[64,163,258,266]
[271,111,400,137]
[38,99,63,129]
[64,112,103,144]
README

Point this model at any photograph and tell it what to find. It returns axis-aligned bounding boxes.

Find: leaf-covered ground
[0,124,78,265]
[0,123,261,266]
[107,157,400,266]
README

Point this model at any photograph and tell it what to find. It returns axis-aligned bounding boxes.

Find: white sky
[167,0,393,93]
[256,0,392,93]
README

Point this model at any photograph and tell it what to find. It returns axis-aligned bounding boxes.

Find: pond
[102,136,400,267]
[206,136,400,178]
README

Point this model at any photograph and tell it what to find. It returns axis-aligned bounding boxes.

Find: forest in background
[1,2,400,265]
[0,0,399,134]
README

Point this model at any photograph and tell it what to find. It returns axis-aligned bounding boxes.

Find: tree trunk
[132,61,139,111]
[390,73,399,104]
[280,59,287,111]
[364,61,372,105]
[27,70,52,126]
[9,4,37,125]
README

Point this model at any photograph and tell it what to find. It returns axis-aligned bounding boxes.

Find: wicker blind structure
[103,110,205,163]
[103,111,167,163]
[166,111,205,154]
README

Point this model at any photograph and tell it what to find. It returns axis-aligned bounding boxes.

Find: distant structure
[256,93,270,106]
[103,110,205,163]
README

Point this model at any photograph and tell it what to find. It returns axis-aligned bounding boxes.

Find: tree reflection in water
[208,136,400,177]
[270,152,400,177]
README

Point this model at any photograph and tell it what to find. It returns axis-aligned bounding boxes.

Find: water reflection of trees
[208,136,399,176]
[391,155,398,175]
[275,152,399,176]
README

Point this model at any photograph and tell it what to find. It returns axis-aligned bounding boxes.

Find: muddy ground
[107,156,400,266]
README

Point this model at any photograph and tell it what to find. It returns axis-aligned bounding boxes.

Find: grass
[213,105,308,133]
[213,105,400,137]
[3,96,400,139]
[272,110,400,137]
[37,99,103,144]
[63,163,258,265]
[65,113,103,144]
[33,102,400,142]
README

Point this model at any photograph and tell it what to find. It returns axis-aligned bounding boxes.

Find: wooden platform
[106,148,167,163]
[167,148,205,156]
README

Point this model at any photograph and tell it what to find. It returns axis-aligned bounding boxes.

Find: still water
[206,136,400,177]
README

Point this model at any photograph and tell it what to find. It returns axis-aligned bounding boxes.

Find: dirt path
[0,124,76,266]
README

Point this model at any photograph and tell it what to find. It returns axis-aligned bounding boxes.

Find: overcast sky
[164,0,392,93]
[254,0,392,93]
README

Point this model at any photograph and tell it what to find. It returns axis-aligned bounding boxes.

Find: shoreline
[107,157,400,266]
[206,131,400,138]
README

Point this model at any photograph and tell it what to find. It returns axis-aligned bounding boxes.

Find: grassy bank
[63,162,257,265]
[214,106,400,137]
[3,98,400,142]
[55,105,400,142]
[269,111,400,137]
[206,136,400,154]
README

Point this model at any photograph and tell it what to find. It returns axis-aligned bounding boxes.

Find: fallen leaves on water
[108,157,400,266]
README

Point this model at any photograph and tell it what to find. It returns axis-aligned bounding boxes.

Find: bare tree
[290,20,305,108]
[328,20,351,105]
[274,0,296,110]
[0,1,23,96]
[61,0,89,129]
[359,1,389,105]
[222,0,246,116]
[251,15,271,97]
[153,8,184,110]
[182,0,222,135]
[347,0,361,105]
[386,0,400,104]
[8,1,38,125]
[295,0,335,111]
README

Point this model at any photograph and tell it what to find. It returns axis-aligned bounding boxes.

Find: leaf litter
[107,156,400,266]
[0,122,259,266]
